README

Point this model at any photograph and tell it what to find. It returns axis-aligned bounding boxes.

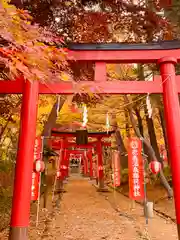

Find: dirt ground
[119,182,176,221]
[28,175,177,240]
[0,175,178,240]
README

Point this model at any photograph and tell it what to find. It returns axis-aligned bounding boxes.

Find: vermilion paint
[88,150,93,178]
[10,80,39,227]
[128,138,144,201]
[112,151,121,187]
[34,136,42,161]
[159,58,180,232]
[68,48,180,62]
[97,139,104,180]
[51,140,110,150]
[31,172,40,201]
[1,77,180,94]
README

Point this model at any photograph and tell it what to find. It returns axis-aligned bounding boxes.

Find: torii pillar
[158,57,180,239]
[56,137,67,192]
[96,138,105,190]
[88,150,93,179]
[83,151,89,177]
[9,80,39,240]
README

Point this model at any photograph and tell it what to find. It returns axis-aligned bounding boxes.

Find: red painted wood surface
[96,139,104,180]
[88,150,93,178]
[112,151,121,187]
[1,76,180,94]
[34,136,42,161]
[31,172,40,201]
[51,140,111,150]
[59,139,67,180]
[68,49,180,63]
[10,80,39,227]
[128,138,144,201]
[94,62,106,82]
[159,57,180,226]
[84,154,88,175]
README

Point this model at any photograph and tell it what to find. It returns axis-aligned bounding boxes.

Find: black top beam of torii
[51,129,115,136]
[67,40,180,51]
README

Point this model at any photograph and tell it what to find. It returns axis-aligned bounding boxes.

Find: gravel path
[0,176,177,240]
[32,177,178,240]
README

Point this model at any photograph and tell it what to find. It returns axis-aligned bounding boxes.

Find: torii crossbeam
[1,76,180,94]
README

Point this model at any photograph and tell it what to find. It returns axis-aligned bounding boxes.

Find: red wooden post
[60,140,67,179]
[158,57,180,239]
[57,141,68,192]
[56,139,63,178]
[97,139,104,189]
[81,155,84,174]
[88,150,93,178]
[64,150,70,177]
[94,62,106,82]
[81,154,85,175]
[82,154,86,175]
[84,151,88,176]
[9,80,39,240]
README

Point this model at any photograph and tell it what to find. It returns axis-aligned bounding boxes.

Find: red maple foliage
[16,0,174,43]
[0,0,69,82]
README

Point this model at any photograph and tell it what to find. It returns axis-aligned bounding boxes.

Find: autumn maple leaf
[0,0,69,82]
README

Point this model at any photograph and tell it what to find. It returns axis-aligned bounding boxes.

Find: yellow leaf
[61,72,70,81]
[65,1,72,6]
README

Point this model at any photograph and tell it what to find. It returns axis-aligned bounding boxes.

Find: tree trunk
[42,97,66,194]
[135,107,150,162]
[111,114,128,169]
[144,105,162,164]
[115,130,127,154]
[125,110,130,137]
[115,130,128,169]
[135,107,144,136]
[42,97,66,144]
[123,95,173,198]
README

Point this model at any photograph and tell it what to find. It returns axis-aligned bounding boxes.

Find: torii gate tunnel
[49,132,112,186]
[5,42,180,239]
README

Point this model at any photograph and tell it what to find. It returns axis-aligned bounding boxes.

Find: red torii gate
[51,139,111,150]
[52,141,93,178]
[50,131,112,189]
[6,42,180,239]
[62,149,90,177]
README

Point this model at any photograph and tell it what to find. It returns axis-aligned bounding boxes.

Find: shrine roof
[68,40,180,51]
